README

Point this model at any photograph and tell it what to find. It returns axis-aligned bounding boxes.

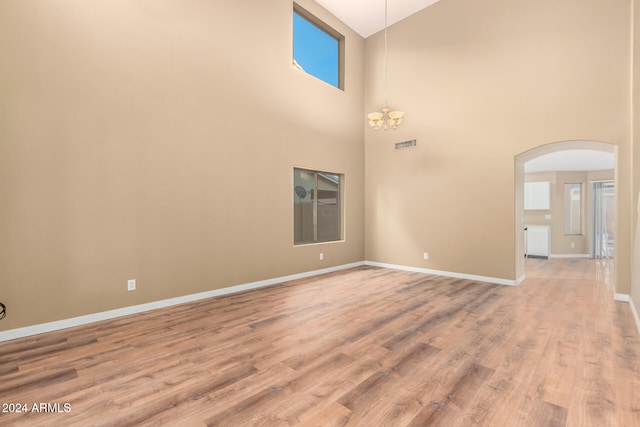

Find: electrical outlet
[570,243,575,248]
[320,253,324,260]
[127,279,136,291]
[423,253,429,260]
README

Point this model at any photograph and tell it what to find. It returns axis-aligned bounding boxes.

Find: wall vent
[395,140,416,150]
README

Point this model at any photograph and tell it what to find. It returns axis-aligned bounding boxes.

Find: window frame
[293,167,343,246]
[293,4,345,90]
[564,182,582,235]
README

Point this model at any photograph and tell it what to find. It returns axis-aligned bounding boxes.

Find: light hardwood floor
[0,258,639,426]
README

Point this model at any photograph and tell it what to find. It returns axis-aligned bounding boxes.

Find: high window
[293,5,344,89]
[294,168,342,245]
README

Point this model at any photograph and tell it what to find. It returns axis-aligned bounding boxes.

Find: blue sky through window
[293,11,339,88]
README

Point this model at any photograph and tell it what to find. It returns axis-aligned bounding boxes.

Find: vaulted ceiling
[314,0,440,38]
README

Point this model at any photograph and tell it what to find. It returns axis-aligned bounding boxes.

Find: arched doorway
[514,140,616,282]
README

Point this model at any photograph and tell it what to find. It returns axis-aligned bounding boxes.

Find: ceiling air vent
[395,140,416,150]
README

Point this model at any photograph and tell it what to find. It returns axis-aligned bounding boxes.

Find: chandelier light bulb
[368,107,404,131]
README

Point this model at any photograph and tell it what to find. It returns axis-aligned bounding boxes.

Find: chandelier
[368,0,404,131]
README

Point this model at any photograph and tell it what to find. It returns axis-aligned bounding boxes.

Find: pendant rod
[383,0,388,107]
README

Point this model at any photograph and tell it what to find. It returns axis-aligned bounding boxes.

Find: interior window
[564,183,582,235]
[294,168,342,244]
[293,6,343,89]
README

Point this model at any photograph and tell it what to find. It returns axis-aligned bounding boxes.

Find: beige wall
[632,0,640,317]
[364,0,632,288]
[2,0,639,333]
[524,170,615,256]
[0,0,365,330]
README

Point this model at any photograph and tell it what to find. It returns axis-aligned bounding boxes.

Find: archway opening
[515,140,616,284]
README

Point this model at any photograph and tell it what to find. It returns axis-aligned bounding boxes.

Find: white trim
[0,262,365,343]
[364,261,520,286]
[549,254,591,259]
[630,297,640,336]
[0,260,582,343]
[614,293,630,302]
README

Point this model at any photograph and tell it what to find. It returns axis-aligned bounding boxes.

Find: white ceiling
[315,0,441,38]
[524,150,615,173]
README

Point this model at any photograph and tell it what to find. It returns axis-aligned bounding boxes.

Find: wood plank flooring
[0,258,639,426]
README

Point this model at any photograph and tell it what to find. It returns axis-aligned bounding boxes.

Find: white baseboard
[364,261,520,286]
[0,259,603,343]
[614,293,630,302]
[630,297,640,336]
[549,254,591,259]
[0,261,365,343]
